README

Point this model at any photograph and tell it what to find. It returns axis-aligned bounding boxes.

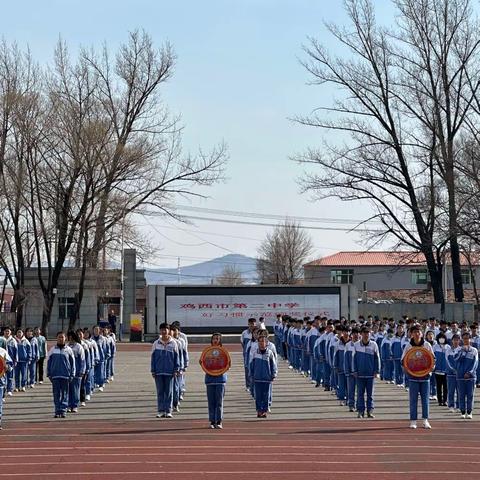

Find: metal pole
[119,213,125,342]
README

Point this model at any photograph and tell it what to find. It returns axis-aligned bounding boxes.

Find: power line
[177,214,383,232]
[173,204,384,226]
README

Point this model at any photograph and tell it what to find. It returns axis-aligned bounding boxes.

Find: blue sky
[3,0,396,267]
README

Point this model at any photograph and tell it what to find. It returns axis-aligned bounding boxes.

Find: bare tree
[215,264,245,286]
[295,0,480,308]
[257,219,313,284]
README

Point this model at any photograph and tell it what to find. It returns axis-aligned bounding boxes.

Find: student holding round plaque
[401,324,435,429]
[199,333,231,429]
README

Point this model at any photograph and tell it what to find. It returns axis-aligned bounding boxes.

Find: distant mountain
[145,254,258,285]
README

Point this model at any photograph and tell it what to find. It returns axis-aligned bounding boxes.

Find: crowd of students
[0,324,116,427]
[272,313,479,428]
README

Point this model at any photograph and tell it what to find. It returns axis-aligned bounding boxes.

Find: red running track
[2,418,478,479]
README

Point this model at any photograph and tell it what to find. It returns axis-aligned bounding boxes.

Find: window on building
[58,297,76,320]
[330,269,354,284]
[411,269,429,285]
[461,269,474,285]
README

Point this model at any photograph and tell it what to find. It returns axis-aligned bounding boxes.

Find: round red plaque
[200,345,231,376]
[403,347,435,378]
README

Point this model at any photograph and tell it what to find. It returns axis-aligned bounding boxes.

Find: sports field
[2,343,478,479]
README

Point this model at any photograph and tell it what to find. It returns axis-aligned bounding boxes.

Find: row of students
[241,320,278,418]
[150,322,189,418]
[46,325,117,417]
[278,315,478,428]
[0,326,47,394]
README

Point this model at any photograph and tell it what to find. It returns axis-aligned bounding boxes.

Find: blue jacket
[92,335,106,362]
[352,340,380,378]
[380,337,393,362]
[241,329,252,351]
[454,346,479,380]
[334,340,348,373]
[391,336,404,360]
[46,345,76,379]
[28,337,39,362]
[433,343,448,374]
[4,336,17,365]
[446,345,459,376]
[69,342,86,377]
[250,349,277,383]
[16,337,31,363]
[151,337,180,376]
[307,329,319,355]
[344,341,355,375]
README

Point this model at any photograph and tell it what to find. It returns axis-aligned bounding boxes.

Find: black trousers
[36,358,45,383]
[435,373,448,405]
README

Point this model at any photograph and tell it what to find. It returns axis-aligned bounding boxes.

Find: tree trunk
[41,292,55,338]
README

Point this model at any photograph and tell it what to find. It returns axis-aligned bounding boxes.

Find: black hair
[56,331,66,337]
[67,330,80,343]
[159,322,169,330]
[211,332,222,346]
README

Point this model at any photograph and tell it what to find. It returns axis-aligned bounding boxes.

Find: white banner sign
[166,293,340,327]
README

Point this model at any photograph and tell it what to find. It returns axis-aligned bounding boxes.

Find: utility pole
[119,212,125,342]
[177,257,181,285]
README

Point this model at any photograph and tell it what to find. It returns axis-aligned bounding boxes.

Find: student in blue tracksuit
[0,345,13,429]
[381,329,394,383]
[151,323,180,418]
[446,334,460,412]
[334,326,349,405]
[25,328,39,388]
[250,335,277,418]
[471,324,480,388]
[171,324,188,412]
[345,328,359,412]
[47,332,76,418]
[454,332,478,419]
[391,326,405,387]
[321,323,334,391]
[433,332,448,406]
[92,326,107,391]
[307,317,320,383]
[203,333,231,429]
[67,330,86,413]
[76,329,90,407]
[2,327,17,396]
[425,331,437,400]
[241,318,256,389]
[14,329,31,392]
[401,325,434,429]
[352,326,380,418]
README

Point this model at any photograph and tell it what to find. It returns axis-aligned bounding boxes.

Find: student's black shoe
[357,412,364,418]
[349,407,355,412]
[367,411,375,418]
[315,383,320,388]
[54,414,59,418]
[257,412,262,418]
[60,413,66,418]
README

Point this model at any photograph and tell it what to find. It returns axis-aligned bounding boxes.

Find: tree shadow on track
[87,426,209,435]
[288,426,408,434]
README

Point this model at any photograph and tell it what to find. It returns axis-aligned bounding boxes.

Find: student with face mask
[433,332,448,406]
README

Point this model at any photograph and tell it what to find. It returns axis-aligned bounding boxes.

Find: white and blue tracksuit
[352,340,380,414]
[105,335,116,380]
[401,340,434,421]
[328,336,339,391]
[92,335,107,388]
[15,337,31,389]
[433,343,448,404]
[0,347,13,425]
[380,336,394,382]
[4,337,17,393]
[249,348,277,413]
[454,346,478,414]
[173,336,188,408]
[374,333,385,378]
[345,340,356,409]
[391,336,404,386]
[249,341,277,405]
[446,345,459,409]
[472,335,480,384]
[205,372,227,424]
[307,328,320,381]
[151,337,180,414]
[27,336,39,386]
[46,345,76,415]
[333,340,348,401]
[322,332,334,389]
[68,342,86,410]
[241,329,253,388]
